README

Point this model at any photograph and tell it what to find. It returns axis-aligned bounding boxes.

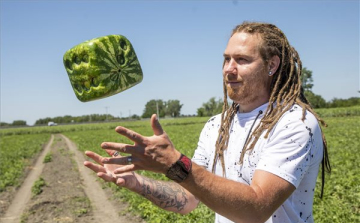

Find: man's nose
[224,59,237,74]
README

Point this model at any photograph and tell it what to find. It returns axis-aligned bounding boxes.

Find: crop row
[0,134,50,192]
[0,106,358,137]
[63,119,215,222]
[64,116,359,223]
[0,115,358,222]
[312,116,359,222]
[0,117,209,136]
[316,105,360,117]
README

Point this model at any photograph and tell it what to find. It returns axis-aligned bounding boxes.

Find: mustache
[224,73,242,82]
[225,77,242,82]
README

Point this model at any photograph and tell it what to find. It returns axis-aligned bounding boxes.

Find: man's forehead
[224,32,262,55]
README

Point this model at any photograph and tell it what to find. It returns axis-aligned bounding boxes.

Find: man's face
[223,32,272,110]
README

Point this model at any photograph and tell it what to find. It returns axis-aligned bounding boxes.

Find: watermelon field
[0,107,359,222]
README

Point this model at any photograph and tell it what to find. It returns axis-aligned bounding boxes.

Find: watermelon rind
[63,35,143,102]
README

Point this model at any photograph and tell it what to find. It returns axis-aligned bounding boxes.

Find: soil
[0,134,146,223]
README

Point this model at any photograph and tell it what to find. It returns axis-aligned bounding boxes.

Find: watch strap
[166,154,192,183]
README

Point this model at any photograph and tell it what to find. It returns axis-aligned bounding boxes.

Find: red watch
[165,154,192,183]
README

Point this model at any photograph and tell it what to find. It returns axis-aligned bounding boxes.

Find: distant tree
[35,117,52,125]
[131,114,141,120]
[347,97,360,106]
[0,122,10,127]
[197,97,223,117]
[300,67,328,108]
[12,120,27,126]
[34,113,117,125]
[166,100,183,117]
[328,97,360,108]
[142,99,183,118]
[301,67,314,91]
[304,91,327,108]
[142,100,166,118]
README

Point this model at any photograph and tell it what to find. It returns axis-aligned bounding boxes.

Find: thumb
[151,114,164,136]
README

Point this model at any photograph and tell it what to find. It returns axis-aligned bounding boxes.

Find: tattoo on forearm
[140,177,188,211]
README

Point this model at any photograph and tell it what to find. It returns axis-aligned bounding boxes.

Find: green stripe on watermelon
[63,35,143,102]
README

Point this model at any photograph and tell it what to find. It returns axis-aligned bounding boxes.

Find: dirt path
[0,134,144,223]
[1,135,54,223]
[61,134,129,222]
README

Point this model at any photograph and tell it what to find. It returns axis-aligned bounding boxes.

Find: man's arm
[132,173,199,214]
[84,150,199,214]
[180,164,295,223]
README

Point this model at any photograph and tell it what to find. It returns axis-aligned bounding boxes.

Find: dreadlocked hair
[212,21,331,198]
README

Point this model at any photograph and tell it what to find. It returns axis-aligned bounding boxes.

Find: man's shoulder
[205,114,222,124]
[281,104,319,125]
[199,114,222,136]
[270,104,321,138]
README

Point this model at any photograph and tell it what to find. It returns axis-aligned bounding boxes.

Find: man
[84,21,331,223]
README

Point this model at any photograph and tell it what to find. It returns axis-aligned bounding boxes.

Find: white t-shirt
[192,103,323,223]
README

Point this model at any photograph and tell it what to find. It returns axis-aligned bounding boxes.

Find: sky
[1,0,359,126]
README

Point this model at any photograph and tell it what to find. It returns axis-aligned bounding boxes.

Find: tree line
[1,68,358,127]
[301,67,359,108]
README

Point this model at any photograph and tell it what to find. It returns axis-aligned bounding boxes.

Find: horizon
[1,1,359,125]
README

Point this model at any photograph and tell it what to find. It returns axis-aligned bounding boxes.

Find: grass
[1,108,358,222]
[0,133,50,192]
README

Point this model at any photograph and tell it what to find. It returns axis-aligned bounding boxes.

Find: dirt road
[0,134,145,223]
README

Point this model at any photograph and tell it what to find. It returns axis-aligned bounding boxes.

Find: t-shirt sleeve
[256,111,323,188]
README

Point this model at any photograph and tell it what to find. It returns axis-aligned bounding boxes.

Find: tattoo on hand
[140,177,188,211]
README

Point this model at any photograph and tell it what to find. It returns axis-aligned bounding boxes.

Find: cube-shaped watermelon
[63,35,143,102]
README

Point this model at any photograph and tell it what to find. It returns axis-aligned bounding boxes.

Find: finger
[84,161,107,173]
[115,126,146,145]
[97,172,116,183]
[114,164,136,174]
[104,149,118,157]
[104,149,122,157]
[151,114,164,136]
[101,142,138,154]
[114,178,126,187]
[85,151,105,165]
[102,156,136,165]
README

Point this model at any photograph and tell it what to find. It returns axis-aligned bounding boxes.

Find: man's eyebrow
[223,53,247,58]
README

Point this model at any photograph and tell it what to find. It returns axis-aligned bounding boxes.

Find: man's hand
[84,115,199,214]
[84,149,138,190]
[100,114,181,175]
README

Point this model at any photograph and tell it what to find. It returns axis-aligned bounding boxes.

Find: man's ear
[268,55,280,76]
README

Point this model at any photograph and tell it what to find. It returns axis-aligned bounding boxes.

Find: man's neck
[237,98,269,113]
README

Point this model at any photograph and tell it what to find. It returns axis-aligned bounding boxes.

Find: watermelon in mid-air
[63,35,143,102]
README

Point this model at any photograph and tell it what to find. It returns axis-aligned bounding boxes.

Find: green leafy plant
[0,134,49,192]
[32,177,46,196]
[1,115,358,222]
[43,152,52,163]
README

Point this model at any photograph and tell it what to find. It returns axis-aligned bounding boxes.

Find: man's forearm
[179,163,294,223]
[131,173,199,214]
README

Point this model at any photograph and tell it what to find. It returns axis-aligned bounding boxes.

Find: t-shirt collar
[237,102,269,119]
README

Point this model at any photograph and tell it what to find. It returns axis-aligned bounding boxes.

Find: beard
[226,70,270,108]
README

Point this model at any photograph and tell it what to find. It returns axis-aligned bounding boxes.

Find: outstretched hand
[86,114,181,177]
[84,149,138,189]
[102,114,181,174]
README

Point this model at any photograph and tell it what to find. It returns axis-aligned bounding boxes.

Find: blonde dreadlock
[212,21,331,198]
